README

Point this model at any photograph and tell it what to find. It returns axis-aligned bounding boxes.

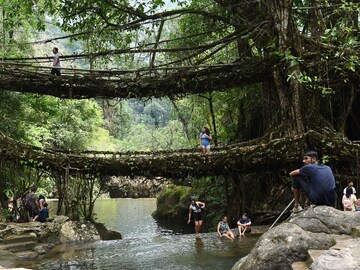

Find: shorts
[193,212,202,221]
[201,144,210,150]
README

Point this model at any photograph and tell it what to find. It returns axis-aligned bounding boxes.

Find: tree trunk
[290,67,305,134]
[171,99,191,141]
[269,0,306,135]
[0,159,5,209]
[208,92,218,147]
[339,83,356,133]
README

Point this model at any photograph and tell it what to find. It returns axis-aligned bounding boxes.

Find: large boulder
[106,175,170,198]
[152,185,192,224]
[232,206,360,270]
[93,222,122,240]
[59,221,101,243]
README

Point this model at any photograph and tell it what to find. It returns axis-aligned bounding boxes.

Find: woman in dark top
[187,198,205,238]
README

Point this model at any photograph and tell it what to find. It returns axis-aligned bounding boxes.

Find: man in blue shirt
[237,213,251,236]
[289,150,337,213]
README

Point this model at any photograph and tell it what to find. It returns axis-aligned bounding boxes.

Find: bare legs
[237,224,248,236]
[201,147,211,155]
[293,187,301,207]
[293,187,309,209]
[195,220,203,238]
[221,230,235,239]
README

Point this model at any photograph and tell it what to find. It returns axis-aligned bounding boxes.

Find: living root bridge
[1,130,359,179]
[0,60,268,99]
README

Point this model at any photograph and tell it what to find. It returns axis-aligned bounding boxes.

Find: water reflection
[12,198,259,270]
[195,238,204,254]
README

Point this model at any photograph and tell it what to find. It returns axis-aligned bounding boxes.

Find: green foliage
[49,99,103,150]
[287,70,334,96]
[0,0,48,57]
[320,2,360,83]
[0,92,108,150]
[116,120,189,151]
[4,188,14,199]
[189,176,230,231]
[1,208,13,221]
[153,184,192,222]
[321,155,330,164]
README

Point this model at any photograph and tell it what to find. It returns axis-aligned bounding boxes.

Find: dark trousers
[51,68,61,76]
[292,175,337,206]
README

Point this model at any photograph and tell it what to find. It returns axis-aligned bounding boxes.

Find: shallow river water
[13,198,259,270]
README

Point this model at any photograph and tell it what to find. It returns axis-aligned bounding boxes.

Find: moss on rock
[152,185,193,223]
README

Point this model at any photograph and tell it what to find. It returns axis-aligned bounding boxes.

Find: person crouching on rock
[187,198,205,238]
[289,150,337,213]
[33,202,49,223]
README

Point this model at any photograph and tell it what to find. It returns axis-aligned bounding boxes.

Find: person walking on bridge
[51,47,61,75]
[200,127,212,155]
[187,198,205,238]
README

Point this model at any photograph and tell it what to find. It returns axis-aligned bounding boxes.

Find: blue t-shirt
[200,133,210,146]
[239,217,251,224]
[299,163,336,205]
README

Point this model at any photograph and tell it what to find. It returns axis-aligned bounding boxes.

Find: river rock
[52,215,69,224]
[309,237,360,269]
[59,221,101,243]
[105,175,170,198]
[15,251,38,260]
[93,222,122,240]
[232,206,360,270]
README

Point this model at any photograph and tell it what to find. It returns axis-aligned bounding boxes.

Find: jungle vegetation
[0,0,359,222]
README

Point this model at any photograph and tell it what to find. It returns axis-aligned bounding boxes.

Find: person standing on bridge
[187,198,205,238]
[51,47,61,76]
[200,127,212,155]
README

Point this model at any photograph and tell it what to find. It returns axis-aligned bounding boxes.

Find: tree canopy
[0,0,359,141]
[0,0,360,222]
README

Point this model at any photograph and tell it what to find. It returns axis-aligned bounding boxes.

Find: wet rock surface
[232,206,360,270]
[0,216,121,269]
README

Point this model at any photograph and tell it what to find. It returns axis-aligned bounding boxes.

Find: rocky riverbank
[232,206,360,270]
[105,175,170,198]
[0,216,122,269]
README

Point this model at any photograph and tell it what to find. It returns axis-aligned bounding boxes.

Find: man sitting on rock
[237,213,251,236]
[289,150,337,213]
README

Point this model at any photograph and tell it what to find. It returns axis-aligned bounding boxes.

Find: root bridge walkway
[0,61,268,99]
[1,131,358,179]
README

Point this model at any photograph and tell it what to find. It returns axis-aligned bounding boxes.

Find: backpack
[343,197,352,210]
[24,193,34,210]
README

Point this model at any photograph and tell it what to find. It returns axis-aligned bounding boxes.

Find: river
[14,198,259,270]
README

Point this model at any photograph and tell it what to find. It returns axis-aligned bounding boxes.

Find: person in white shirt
[343,180,356,195]
[342,187,357,211]
[51,47,61,75]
